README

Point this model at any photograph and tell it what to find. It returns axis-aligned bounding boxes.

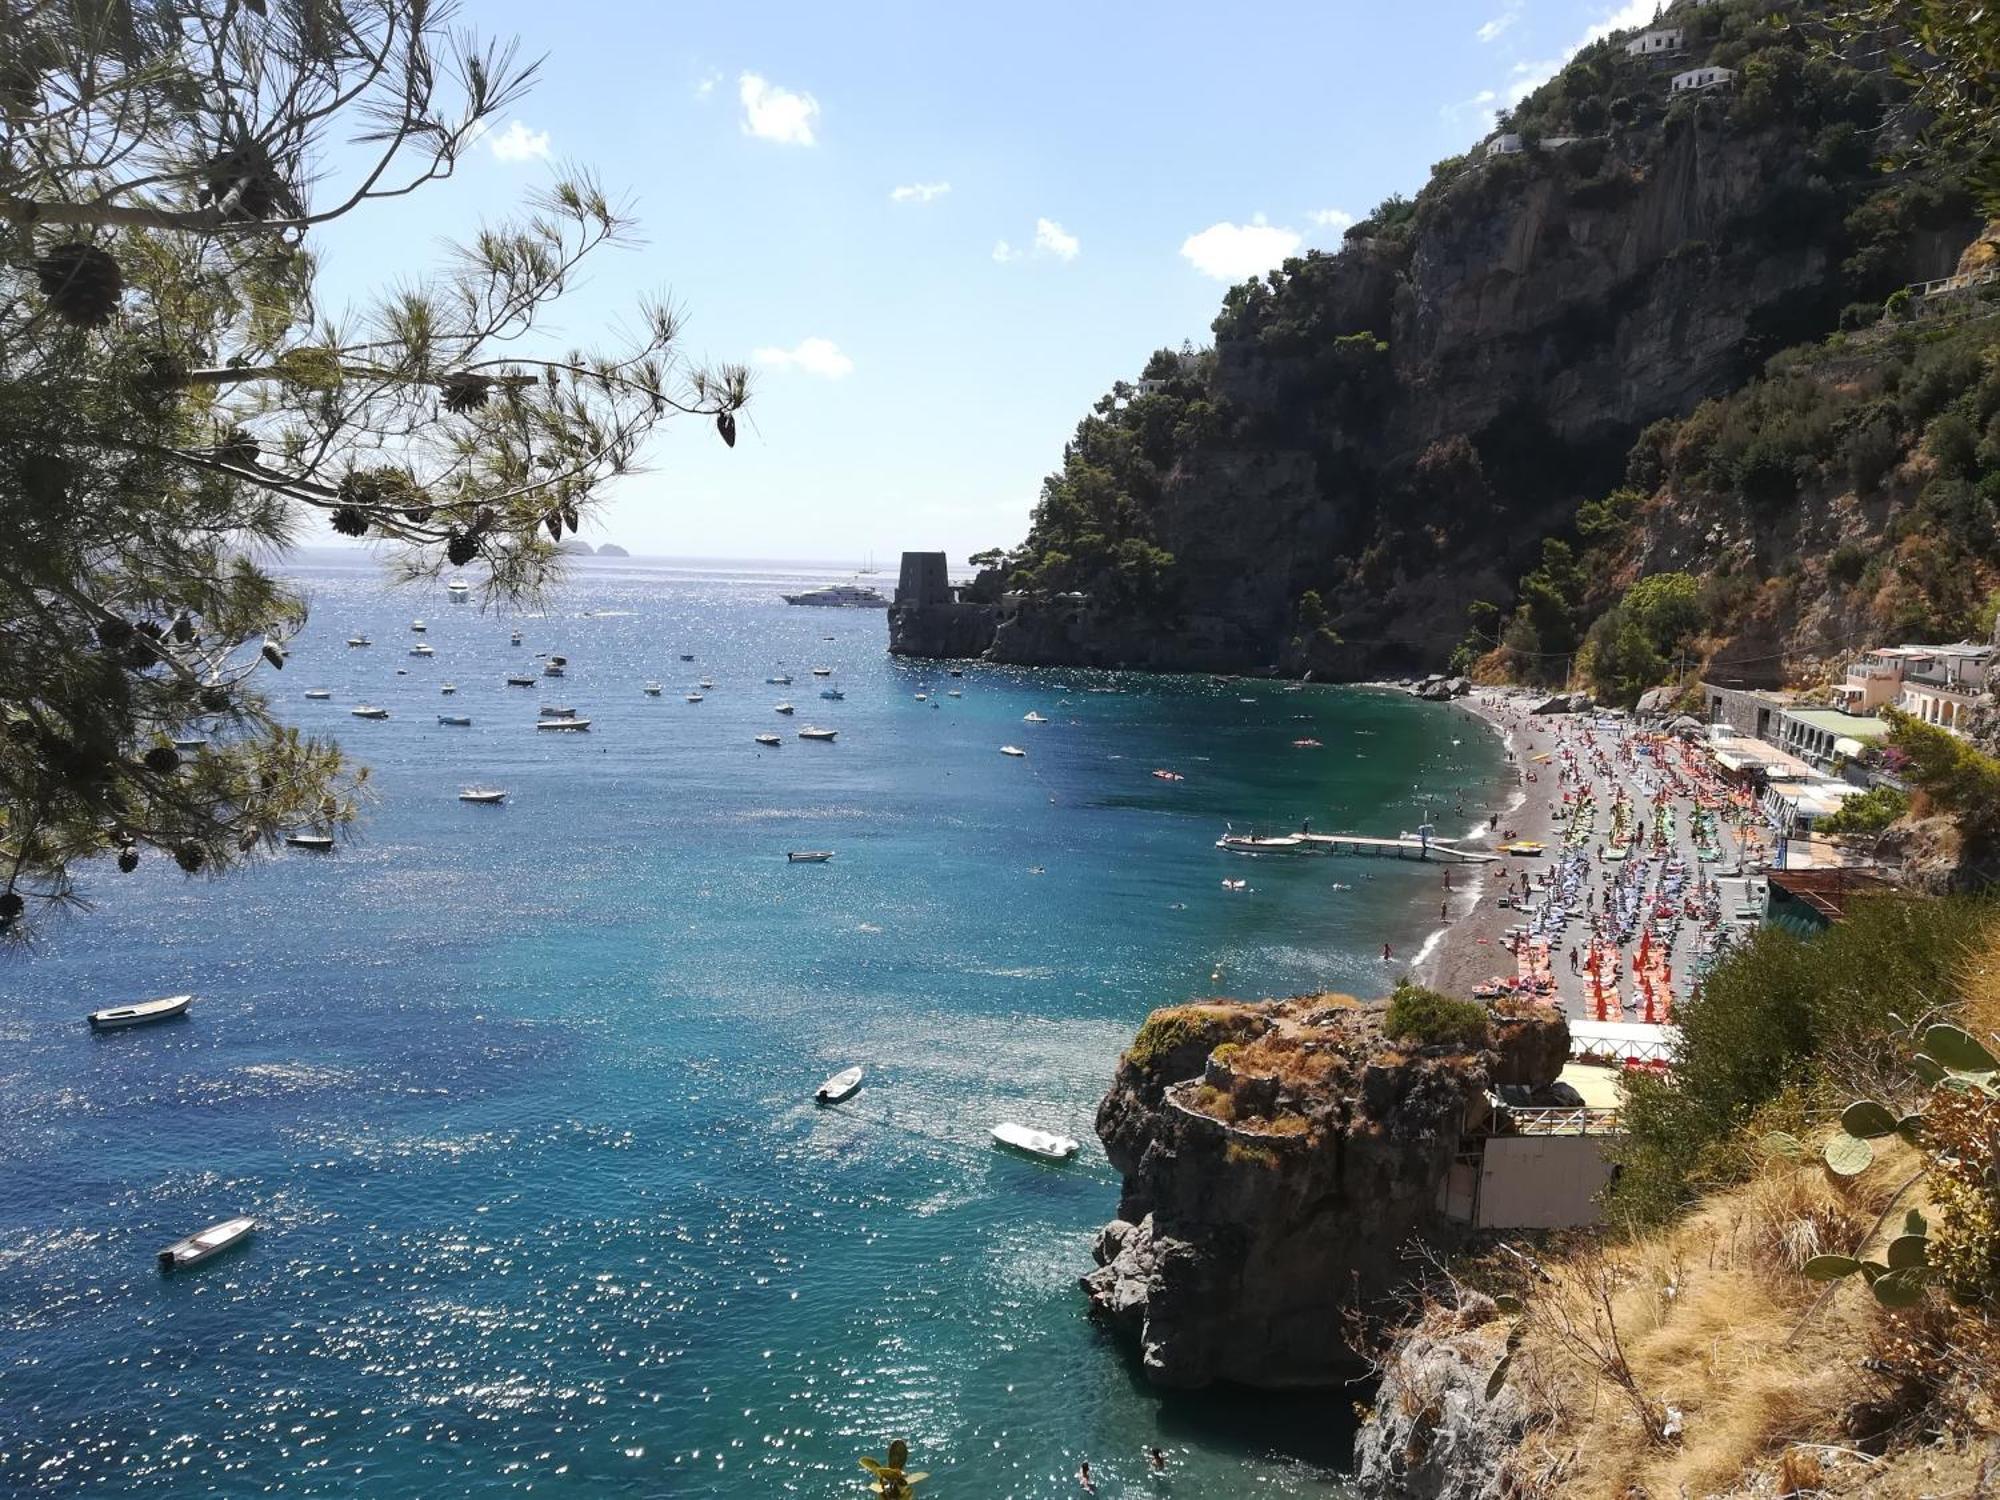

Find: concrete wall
[1701,682,1783,742]
[1475,1135,1615,1229]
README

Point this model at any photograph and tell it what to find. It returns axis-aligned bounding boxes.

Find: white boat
[440,683,457,695]
[409,643,434,657]
[698,678,715,689]
[819,688,844,700]
[815,1065,863,1103]
[158,1215,254,1271]
[87,993,192,1030]
[536,717,590,731]
[914,693,928,702]
[1023,712,1048,723]
[350,705,389,719]
[644,682,662,696]
[285,832,334,851]
[798,726,838,741]
[780,583,890,609]
[459,787,507,804]
[346,635,370,647]
[754,733,782,746]
[767,674,794,685]
[447,579,470,603]
[787,850,834,863]
[686,692,704,703]
[811,667,833,676]
[410,620,427,633]
[991,1122,1078,1160]
[543,658,566,678]
[505,674,536,687]
[774,702,795,715]
[304,689,332,700]
[1000,745,1026,757]
[437,713,472,726]
[947,690,962,698]
[510,630,522,645]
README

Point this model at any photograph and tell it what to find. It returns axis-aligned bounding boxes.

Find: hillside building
[1670,65,1735,92]
[1835,641,1995,734]
[1625,26,1685,57]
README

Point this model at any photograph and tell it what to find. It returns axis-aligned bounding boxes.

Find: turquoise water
[0,555,1502,1497]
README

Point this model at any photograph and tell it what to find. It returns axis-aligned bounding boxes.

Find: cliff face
[919,0,1983,679]
[1081,994,1566,1389]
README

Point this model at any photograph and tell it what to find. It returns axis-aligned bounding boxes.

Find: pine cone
[199,686,229,712]
[216,427,260,466]
[172,614,196,644]
[203,142,287,222]
[440,372,492,412]
[561,503,580,534]
[116,847,139,873]
[446,532,479,566]
[716,410,737,448]
[36,241,123,327]
[173,843,206,873]
[330,505,369,537]
[0,891,22,922]
[402,506,434,525]
[544,511,562,542]
[96,617,135,652]
[143,746,181,774]
[261,642,284,669]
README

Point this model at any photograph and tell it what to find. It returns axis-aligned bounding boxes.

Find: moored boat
[819,688,844,700]
[446,578,470,603]
[685,692,704,703]
[767,674,793,685]
[350,705,389,719]
[408,643,434,657]
[754,733,782,746]
[990,1122,1078,1160]
[999,744,1025,757]
[410,620,426,632]
[437,713,472,726]
[798,725,838,741]
[440,683,457,695]
[774,702,795,714]
[285,832,334,851]
[459,787,507,804]
[787,850,834,863]
[815,1065,863,1103]
[540,705,575,718]
[158,1215,255,1271]
[1023,711,1048,723]
[505,674,536,687]
[644,682,662,696]
[345,635,370,647]
[304,689,332,700]
[536,717,590,731]
[811,667,833,676]
[87,993,192,1030]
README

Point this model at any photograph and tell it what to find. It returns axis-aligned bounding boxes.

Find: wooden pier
[1219,833,1499,864]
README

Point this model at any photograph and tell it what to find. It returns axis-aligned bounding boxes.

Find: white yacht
[780,583,889,609]
[536,717,590,731]
[409,643,434,657]
[410,620,427,633]
[1023,712,1048,723]
[1000,745,1026,757]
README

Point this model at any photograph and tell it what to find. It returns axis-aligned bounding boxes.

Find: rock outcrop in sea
[1081,993,1567,1389]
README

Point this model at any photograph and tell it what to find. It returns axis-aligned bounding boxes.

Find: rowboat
[798,726,838,741]
[350,705,388,719]
[754,733,782,746]
[87,993,192,1030]
[990,1122,1078,1160]
[787,850,834,863]
[506,674,536,687]
[536,717,590,731]
[999,745,1025,757]
[285,833,334,852]
[459,787,507,804]
[815,1065,863,1103]
[811,667,832,676]
[157,1215,255,1272]
[304,689,332,700]
[437,713,472,726]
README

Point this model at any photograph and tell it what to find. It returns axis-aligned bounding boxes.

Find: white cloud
[1307,208,1355,234]
[1033,217,1080,261]
[488,120,550,163]
[1441,87,1500,126]
[891,181,952,204]
[992,240,1018,263]
[1475,3,1521,44]
[1179,214,1302,281]
[753,336,853,379]
[739,72,820,146]
[694,71,721,100]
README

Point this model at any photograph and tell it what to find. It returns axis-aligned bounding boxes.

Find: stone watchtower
[895,551,952,607]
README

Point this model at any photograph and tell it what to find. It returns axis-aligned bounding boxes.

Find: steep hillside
[950,0,1984,677]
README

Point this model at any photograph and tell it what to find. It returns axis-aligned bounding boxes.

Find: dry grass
[1513,1139,1923,1499]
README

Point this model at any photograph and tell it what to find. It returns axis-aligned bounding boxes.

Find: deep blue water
[0,555,1502,1497]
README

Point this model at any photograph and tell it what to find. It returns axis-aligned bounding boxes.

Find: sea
[0,553,1504,1498]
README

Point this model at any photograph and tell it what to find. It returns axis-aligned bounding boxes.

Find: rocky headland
[1081,990,1567,1389]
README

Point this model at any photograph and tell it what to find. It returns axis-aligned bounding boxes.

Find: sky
[312,0,1662,567]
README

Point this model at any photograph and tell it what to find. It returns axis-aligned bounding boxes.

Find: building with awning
[1776,706,1889,770]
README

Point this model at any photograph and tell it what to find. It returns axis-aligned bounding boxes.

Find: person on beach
[1441,901,1448,921]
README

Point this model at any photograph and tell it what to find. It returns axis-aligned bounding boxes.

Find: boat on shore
[87,993,192,1030]
[459,787,507,804]
[159,1216,254,1271]
[991,1122,1078,1160]
[787,850,834,863]
[536,717,590,731]
[798,726,838,741]
[815,1065,863,1103]
[285,833,334,852]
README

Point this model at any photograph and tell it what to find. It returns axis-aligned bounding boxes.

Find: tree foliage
[0,0,747,938]
[1884,707,2000,837]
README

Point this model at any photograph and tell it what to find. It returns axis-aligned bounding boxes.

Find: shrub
[1817,784,1908,838]
[1826,542,1870,585]
[1384,983,1490,1049]
[1886,287,1914,322]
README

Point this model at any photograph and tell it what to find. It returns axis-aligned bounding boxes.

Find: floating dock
[1219,833,1499,864]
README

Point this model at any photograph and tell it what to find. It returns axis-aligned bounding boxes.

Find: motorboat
[506,674,536,687]
[644,682,662,696]
[540,705,575,718]
[543,656,566,678]
[787,850,835,863]
[990,1122,1078,1160]
[767,674,794,685]
[459,787,507,804]
[410,620,427,633]
[914,693,927,702]
[999,745,1026,757]
[678,652,695,661]
[811,667,833,676]
[350,705,389,719]
[440,683,457,695]
[87,993,192,1030]
[947,690,961,698]
[780,583,889,609]
[536,717,590,731]
[158,1215,255,1271]
[685,692,704,703]
[1152,769,1184,781]
[285,833,334,852]
[409,643,434,657]
[774,702,795,715]
[815,1065,863,1103]
[346,635,370,647]
[754,733,782,746]
[446,579,470,603]
[798,726,838,741]
[304,689,332,700]
[510,630,522,645]
[1216,833,1310,855]
[819,688,844,700]
[437,713,472,726]
[1023,712,1048,723]
[698,678,715,689]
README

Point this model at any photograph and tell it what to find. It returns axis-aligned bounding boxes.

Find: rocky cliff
[1081,992,1566,1389]
[911,0,1984,678]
